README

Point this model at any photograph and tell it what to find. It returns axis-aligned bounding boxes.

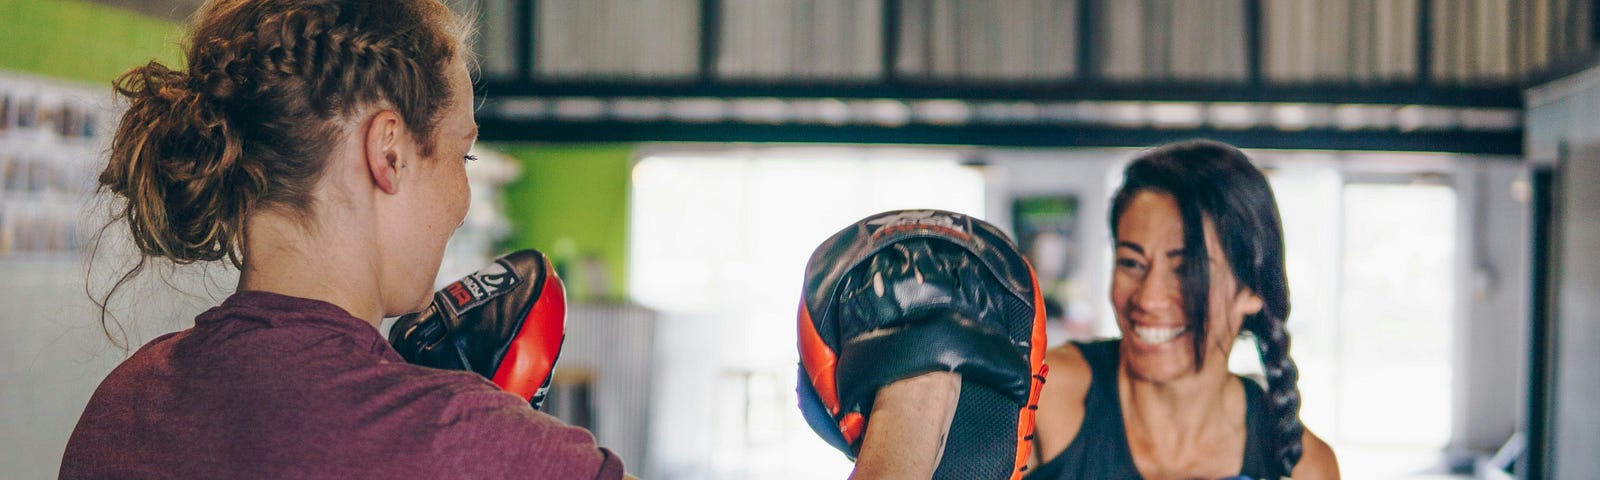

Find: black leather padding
[835,310,1031,420]
[803,210,1036,359]
[389,250,549,380]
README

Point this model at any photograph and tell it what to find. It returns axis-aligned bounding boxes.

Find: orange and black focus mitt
[797,209,1048,480]
[390,250,567,410]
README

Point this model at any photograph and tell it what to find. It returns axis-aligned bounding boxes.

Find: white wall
[0,247,228,479]
[1525,64,1600,480]
[0,70,224,479]
[1448,159,1531,456]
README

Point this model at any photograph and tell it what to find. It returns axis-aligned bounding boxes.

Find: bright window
[1333,182,1458,477]
[1262,164,1458,479]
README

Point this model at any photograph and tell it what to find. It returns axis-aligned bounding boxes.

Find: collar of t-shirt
[199,290,400,361]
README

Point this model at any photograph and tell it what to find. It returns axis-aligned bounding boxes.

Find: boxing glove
[389,250,567,410]
[798,209,1048,480]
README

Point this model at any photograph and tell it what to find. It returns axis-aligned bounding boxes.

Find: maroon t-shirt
[61,291,624,479]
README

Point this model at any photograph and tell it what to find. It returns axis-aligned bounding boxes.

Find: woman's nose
[1133,267,1179,313]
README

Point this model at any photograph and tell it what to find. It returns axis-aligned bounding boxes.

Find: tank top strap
[1074,339,1122,385]
[1024,339,1141,479]
[1237,375,1282,479]
[1070,340,1125,436]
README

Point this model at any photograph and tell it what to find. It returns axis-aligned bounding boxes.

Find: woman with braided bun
[1026,141,1338,480]
[61,0,626,478]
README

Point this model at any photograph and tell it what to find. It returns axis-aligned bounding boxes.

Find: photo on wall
[1011,195,1096,341]
[0,74,111,257]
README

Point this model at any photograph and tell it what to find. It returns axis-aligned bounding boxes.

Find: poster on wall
[0,71,113,258]
[1011,195,1095,340]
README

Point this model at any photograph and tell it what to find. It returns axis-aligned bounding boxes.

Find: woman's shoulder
[1041,341,1103,407]
[1045,338,1120,380]
[1291,428,1340,479]
[376,361,521,409]
[1031,341,1101,466]
[1043,342,1093,387]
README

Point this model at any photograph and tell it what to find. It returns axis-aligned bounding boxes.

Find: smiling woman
[1026,140,1340,480]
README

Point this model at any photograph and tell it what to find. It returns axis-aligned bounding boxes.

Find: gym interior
[2,0,1597,478]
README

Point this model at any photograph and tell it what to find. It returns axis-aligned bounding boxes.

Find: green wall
[495,143,634,301]
[0,0,184,84]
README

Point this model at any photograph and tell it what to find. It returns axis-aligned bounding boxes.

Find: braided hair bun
[95,0,471,345]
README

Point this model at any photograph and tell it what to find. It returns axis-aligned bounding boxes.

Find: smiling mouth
[1133,325,1187,345]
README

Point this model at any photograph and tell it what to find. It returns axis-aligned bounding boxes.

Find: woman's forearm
[849,371,962,480]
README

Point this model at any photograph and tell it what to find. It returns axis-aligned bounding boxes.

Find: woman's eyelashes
[463,153,478,163]
[1116,257,1147,275]
[1117,256,1187,278]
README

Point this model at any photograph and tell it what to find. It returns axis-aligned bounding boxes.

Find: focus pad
[832,239,1032,418]
[389,250,567,408]
[797,209,1047,480]
[835,311,1028,434]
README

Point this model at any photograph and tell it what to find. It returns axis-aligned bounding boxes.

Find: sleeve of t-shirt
[429,381,627,479]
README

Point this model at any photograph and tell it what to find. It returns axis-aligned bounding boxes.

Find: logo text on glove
[443,260,524,315]
[866,210,972,243]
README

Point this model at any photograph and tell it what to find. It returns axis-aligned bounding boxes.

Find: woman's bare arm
[849,371,962,480]
[1290,429,1340,480]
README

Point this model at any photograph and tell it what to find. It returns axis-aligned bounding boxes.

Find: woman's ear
[1235,287,1265,317]
[363,110,409,195]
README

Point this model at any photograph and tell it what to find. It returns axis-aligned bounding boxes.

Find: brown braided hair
[1108,140,1304,477]
[93,0,471,348]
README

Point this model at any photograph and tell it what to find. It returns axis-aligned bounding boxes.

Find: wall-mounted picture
[0,78,110,257]
[1011,195,1096,340]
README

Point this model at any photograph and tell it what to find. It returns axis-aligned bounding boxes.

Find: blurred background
[2,0,1598,478]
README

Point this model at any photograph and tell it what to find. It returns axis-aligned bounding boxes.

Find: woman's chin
[1121,334,1196,383]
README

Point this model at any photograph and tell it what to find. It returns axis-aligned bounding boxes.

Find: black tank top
[1025,340,1282,480]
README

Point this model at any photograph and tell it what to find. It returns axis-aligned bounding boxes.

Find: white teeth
[1134,325,1186,344]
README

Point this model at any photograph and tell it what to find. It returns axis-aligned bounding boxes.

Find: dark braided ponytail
[94,0,472,347]
[1247,310,1304,475]
[1110,140,1303,477]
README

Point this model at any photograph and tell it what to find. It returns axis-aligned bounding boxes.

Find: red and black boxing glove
[389,250,567,410]
[797,209,1048,480]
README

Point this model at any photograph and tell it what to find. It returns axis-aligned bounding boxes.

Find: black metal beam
[1076,0,1097,81]
[475,117,1523,155]
[477,79,1524,108]
[698,0,720,83]
[1524,164,1555,480]
[1593,0,1600,46]
[882,0,901,82]
[1417,0,1433,86]
[519,0,536,80]
[1245,0,1263,87]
